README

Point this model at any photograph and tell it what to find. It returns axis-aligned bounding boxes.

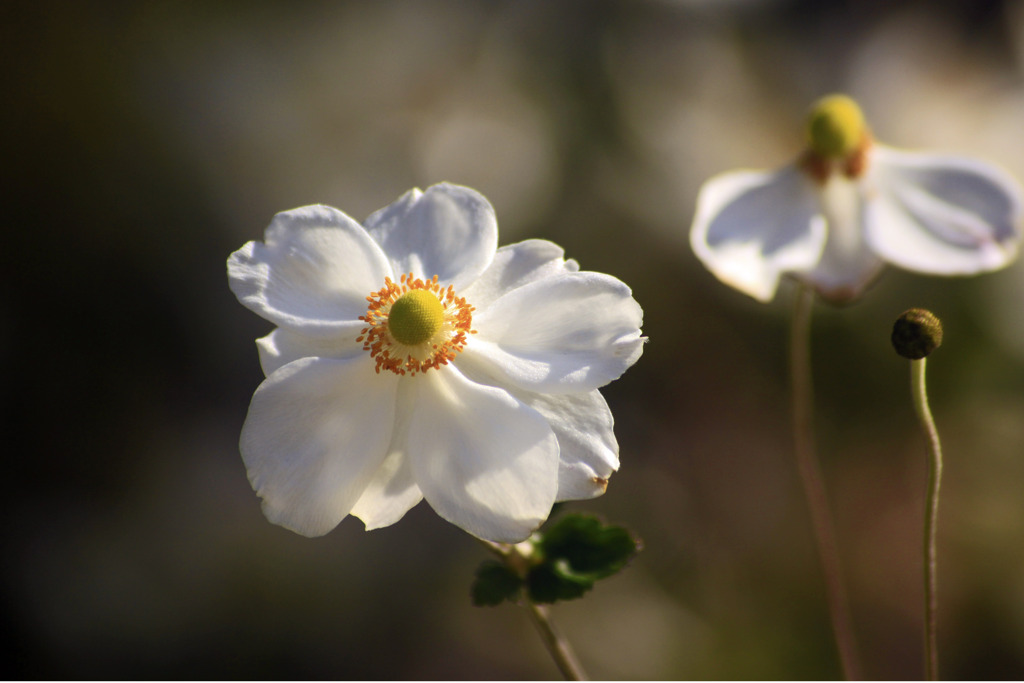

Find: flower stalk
[790,284,861,680]
[525,600,588,681]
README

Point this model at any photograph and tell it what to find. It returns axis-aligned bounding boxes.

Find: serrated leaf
[537,514,641,581]
[471,560,522,607]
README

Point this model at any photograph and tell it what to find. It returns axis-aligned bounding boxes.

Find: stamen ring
[356,273,476,376]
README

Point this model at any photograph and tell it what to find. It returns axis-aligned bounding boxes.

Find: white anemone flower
[691,94,1024,303]
[228,183,645,543]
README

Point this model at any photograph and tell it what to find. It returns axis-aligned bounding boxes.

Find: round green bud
[806,94,867,159]
[388,289,445,346]
[891,308,943,360]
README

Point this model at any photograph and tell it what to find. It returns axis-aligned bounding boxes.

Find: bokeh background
[6,0,1024,678]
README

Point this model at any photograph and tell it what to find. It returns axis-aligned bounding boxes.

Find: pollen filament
[357,273,476,376]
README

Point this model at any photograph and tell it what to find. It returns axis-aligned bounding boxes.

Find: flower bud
[891,308,943,360]
[805,94,867,159]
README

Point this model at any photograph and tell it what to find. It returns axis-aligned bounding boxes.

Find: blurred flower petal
[865,146,1023,274]
[691,166,826,302]
[797,175,884,302]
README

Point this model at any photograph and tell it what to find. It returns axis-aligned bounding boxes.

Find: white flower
[690,94,1024,303]
[227,183,645,542]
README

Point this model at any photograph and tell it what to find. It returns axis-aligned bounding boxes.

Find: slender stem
[912,358,942,681]
[477,539,588,681]
[524,599,588,681]
[790,285,861,680]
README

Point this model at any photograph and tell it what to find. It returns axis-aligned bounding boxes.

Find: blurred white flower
[228,183,644,542]
[690,94,1024,303]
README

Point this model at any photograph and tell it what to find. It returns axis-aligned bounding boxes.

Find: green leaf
[526,563,592,604]
[525,514,641,604]
[537,513,641,580]
[471,560,522,607]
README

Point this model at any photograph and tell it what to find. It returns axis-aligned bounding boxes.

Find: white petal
[228,205,393,337]
[462,239,578,309]
[796,175,884,302]
[256,328,363,377]
[864,146,1023,274]
[532,390,619,501]
[349,450,423,531]
[240,356,399,537]
[690,165,827,302]
[407,365,559,543]
[453,360,619,501]
[464,272,644,394]
[350,382,424,530]
[363,183,498,290]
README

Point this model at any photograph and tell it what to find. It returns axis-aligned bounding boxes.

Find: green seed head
[892,308,943,360]
[388,289,445,346]
[806,94,867,159]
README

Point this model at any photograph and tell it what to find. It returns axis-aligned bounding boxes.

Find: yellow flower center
[387,289,445,345]
[805,94,866,159]
[357,273,476,376]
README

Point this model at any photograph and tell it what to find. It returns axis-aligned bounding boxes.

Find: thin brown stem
[524,599,588,681]
[790,284,862,680]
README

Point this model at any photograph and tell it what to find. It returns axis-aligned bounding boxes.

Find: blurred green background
[6,0,1024,678]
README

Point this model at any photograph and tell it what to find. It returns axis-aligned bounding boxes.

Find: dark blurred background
[6,0,1024,678]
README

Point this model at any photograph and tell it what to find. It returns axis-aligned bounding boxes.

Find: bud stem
[911,358,942,681]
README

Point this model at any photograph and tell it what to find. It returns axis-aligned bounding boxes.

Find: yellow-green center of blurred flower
[805,94,866,159]
[358,274,476,376]
[388,289,445,345]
